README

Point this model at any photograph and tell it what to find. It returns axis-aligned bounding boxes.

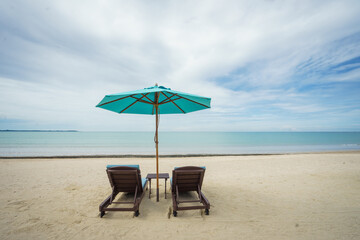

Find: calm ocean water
[0,132,360,157]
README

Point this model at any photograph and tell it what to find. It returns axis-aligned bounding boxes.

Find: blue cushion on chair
[106,164,140,169]
[141,178,147,189]
[174,166,206,170]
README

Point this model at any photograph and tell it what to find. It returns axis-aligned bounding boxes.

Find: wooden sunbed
[171,166,210,217]
[99,166,148,218]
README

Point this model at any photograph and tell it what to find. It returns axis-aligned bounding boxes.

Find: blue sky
[0,0,360,131]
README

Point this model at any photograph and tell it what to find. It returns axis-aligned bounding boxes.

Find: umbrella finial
[155,83,158,87]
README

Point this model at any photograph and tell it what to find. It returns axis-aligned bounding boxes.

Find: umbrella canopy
[96,85,211,114]
[96,84,211,201]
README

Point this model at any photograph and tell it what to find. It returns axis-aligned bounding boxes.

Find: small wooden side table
[146,173,170,199]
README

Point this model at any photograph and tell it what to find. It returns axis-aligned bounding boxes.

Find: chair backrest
[107,166,143,194]
[106,164,140,169]
[172,166,205,192]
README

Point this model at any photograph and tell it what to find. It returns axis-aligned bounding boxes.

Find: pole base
[157,188,159,202]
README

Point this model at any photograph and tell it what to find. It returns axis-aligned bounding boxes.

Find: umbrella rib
[160,92,185,113]
[160,97,181,104]
[141,93,155,104]
[175,95,210,108]
[171,100,185,113]
[158,92,178,104]
[97,95,134,107]
[120,93,149,113]
[130,96,153,104]
[159,91,209,108]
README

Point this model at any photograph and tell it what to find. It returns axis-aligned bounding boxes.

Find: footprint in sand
[29,217,41,223]
[64,184,81,192]
[7,200,30,212]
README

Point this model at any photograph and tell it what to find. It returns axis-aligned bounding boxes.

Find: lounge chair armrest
[175,185,180,204]
[200,191,210,207]
[133,185,138,203]
[110,186,116,204]
[99,194,112,211]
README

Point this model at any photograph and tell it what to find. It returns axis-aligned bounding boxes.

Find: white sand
[0,152,359,239]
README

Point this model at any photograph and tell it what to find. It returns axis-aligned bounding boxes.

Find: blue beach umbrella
[96,84,211,201]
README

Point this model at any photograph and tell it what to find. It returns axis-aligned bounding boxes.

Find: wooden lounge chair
[171,166,210,217]
[99,166,148,218]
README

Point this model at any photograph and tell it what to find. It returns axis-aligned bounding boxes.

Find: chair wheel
[205,209,209,215]
[134,210,139,217]
[173,211,177,217]
[100,211,105,218]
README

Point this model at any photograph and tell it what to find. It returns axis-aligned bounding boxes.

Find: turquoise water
[0,132,360,157]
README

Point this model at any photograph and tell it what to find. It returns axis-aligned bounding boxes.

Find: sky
[0,0,360,132]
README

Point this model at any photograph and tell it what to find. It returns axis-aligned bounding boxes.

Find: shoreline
[1,150,360,159]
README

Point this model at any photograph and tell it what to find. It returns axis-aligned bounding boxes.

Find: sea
[0,131,360,157]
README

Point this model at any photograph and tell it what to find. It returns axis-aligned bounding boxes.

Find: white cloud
[0,0,360,130]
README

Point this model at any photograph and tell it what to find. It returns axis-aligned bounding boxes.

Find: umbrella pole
[155,103,160,202]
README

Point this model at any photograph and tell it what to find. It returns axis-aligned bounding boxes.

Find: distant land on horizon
[0,130,78,132]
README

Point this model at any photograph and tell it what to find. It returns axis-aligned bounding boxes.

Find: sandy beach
[0,152,359,239]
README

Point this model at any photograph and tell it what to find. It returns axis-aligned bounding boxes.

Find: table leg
[165,178,167,199]
[149,179,151,199]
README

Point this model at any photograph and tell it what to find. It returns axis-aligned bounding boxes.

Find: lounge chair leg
[173,211,177,217]
[100,211,105,218]
[134,210,139,217]
[205,209,209,215]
